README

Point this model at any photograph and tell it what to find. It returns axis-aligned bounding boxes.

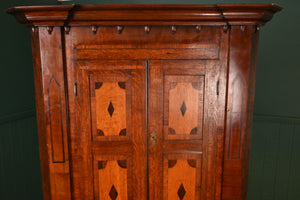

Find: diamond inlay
[107,101,114,117]
[177,183,186,200]
[109,185,118,200]
[180,101,187,116]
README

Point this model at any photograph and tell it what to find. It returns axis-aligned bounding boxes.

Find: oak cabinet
[7,4,281,200]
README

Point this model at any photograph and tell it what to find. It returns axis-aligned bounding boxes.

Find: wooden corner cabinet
[7,4,281,200]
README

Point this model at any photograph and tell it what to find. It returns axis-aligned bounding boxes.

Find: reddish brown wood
[8,4,281,200]
[31,27,71,200]
[31,25,51,200]
[222,26,261,200]
[6,4,281,26]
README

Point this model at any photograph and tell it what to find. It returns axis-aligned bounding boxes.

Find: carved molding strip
[7,4,282,26]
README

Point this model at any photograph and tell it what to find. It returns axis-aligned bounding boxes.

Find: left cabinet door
[70,60,147,200]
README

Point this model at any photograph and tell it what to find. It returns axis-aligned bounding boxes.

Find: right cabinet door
[148,60,226,200]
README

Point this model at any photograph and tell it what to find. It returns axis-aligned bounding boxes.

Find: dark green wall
[0,0,58,199]
[0,0,299,200]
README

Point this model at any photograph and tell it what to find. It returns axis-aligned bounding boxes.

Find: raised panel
[48,76,65,163]
[228,74,245,159]
[163,154,202,200]
[89,74,132,141]
[72,60,147,200]
[73,26,220,60]
[164,75,204,140]
[93,156,132,200]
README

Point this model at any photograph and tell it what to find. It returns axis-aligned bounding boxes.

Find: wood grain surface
[8,4,282,200]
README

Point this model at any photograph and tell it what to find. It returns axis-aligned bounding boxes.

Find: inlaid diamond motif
[180,101,187,116]
[109,185,118,200]
[177,183,186,200]
[107,101,114,117]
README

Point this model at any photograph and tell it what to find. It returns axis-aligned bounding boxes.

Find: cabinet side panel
[31,27,51,200]
[34,27,71,200]
[222,26,259,200]
[242,28,260,200]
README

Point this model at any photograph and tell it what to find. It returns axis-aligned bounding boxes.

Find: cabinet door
[71,60,147,200]
[148,60,226,200]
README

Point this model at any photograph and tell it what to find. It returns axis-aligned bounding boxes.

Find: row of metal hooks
[34,25,259,35]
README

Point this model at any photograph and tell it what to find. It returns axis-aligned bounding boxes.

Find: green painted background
[0,0,299,199]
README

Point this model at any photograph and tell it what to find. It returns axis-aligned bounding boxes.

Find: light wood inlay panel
[94,156,132,200]
[164,75,204,140]
[95,82,126,136]
[163,154,202,200]
[89,74,132,141]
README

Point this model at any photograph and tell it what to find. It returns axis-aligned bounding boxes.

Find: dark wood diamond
[180,101,187,116]
[109,185,118,200]
[177,183,186,200]
[107,101,114,117]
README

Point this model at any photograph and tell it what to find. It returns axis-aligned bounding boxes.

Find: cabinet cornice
[7,4,282,27]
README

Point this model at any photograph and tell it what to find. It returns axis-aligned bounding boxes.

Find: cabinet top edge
[6,3,282,27]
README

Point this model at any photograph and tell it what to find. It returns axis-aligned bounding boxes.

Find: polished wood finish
[6,4,281,26]
[8,4,281,200]
[30,27,71,200]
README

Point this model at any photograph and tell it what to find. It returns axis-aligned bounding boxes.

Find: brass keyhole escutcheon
[150,131,157,147]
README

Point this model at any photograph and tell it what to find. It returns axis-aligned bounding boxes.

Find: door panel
[72,60,147,200]
[89,74,132,141]
[148,60,226,200]
[164,75,204,140]
[163,153,202,200]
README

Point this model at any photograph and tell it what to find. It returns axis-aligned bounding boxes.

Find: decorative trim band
[6,4,282,27]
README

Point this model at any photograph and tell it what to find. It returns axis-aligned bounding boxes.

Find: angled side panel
[222,26,260,200]
[31,26,71,200]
